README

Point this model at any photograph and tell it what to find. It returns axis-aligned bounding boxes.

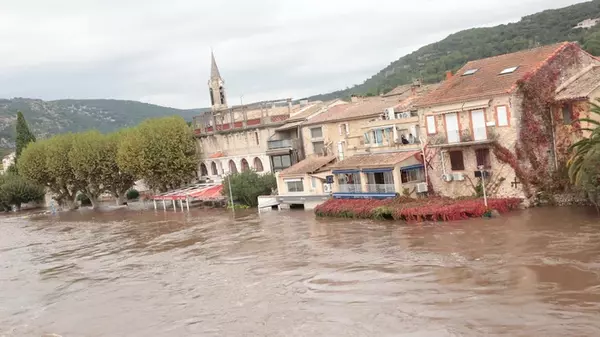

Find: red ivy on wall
[493,43,581,197]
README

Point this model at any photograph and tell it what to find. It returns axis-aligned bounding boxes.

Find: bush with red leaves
[314,197,522,222]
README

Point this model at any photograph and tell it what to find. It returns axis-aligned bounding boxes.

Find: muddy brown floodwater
[1,207,600,336]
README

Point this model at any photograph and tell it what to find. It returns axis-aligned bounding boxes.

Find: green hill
[0,98,208,149]
[307,0,600,101]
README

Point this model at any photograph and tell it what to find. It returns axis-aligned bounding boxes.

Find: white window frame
[338,123,349,136]
[496,106,509,127]
[284,178,304,193]
[426,115,436,134]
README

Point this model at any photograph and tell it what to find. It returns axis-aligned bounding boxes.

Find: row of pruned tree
[18,116,199,210]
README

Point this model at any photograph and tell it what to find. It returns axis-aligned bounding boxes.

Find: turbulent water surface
[1,207,600,336]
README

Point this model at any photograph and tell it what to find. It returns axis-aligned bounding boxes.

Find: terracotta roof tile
[333,151,421,169]
[305,97,398,125]
[279,155,336,176]
[417,42,572,107]
[556,65,600,101]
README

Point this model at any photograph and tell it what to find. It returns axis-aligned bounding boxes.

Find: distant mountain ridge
[0,98,209,149]
[306,0,600,101]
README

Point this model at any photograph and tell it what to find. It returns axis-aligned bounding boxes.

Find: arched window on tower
[211,162,218,175]
[241,159,249,172]
[219,86,226,105]
[253,157,264,172]
[209,88,215,106]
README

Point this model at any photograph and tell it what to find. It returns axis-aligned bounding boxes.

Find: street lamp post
[478,165,488,208]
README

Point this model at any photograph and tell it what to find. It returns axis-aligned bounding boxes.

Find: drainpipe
[420,141,428,186]
[549,108,559,171]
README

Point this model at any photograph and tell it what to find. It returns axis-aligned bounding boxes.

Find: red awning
[189,185,223,200]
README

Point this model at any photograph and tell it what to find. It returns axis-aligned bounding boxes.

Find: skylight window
[499,66,519,75]
[462,69,478,76]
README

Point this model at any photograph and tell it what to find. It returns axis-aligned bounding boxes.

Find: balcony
[338,184,362,193]
[429,127,498,147]
[366,184,396,193]
[267,138,300,150]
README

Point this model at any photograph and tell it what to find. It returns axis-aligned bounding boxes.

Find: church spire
[210,50,221,80]
[208,51,227,111]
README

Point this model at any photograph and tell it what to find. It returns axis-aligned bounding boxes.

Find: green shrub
[0,174,45,211]
[222,171,277,207]
[126,189,140,200]
[77,193,92,206]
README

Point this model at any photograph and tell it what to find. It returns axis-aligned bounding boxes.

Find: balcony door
[445,113,459,143]
[471,110,487,141]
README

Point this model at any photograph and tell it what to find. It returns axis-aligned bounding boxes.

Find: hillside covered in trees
[307,0,600,101]
[0,98,208,149]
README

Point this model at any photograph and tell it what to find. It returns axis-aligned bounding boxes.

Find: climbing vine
[493,43,582,198]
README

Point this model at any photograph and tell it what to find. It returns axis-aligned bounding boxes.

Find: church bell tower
[208,51,227,111]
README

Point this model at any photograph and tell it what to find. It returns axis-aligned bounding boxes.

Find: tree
[0,173,45,211]
[104,131,136,205]
[117,116,198,192]
[15,111,36,160]
[68,131,112,209]
[568,100,600,208]
[19,135,80,210]
[221,170,276,207]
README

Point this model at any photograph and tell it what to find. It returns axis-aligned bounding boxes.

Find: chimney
[446,71,453,80]
[351,95,358,103]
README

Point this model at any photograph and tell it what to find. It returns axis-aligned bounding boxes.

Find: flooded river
[1,207,600,336]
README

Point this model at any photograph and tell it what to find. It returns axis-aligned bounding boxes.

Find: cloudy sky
[0,0,587,109]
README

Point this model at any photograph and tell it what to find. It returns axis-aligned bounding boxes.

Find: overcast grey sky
[0,0,588,108]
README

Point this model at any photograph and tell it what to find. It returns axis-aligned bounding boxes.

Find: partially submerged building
[416,42,600,198]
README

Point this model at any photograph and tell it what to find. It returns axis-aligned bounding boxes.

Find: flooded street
[1,207,600,336]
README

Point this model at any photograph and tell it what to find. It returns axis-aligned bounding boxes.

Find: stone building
[274,82,438,200]
[192,52,321,180]
[416,42,600,199]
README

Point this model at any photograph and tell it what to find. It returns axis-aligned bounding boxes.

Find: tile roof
[210,151,225,158]
[279,155,336,176]
[383,84,413,97]
[332,151,421,169]
[556,65,600,101]
[417,42,573,107]
[305,97,398,125]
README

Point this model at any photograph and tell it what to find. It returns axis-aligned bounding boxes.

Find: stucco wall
[276,173,327,196]
[420,94,526,198]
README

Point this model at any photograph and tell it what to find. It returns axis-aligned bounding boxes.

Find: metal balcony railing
[432,127,496,145]
[338,184,362,193]
[366,184,396,193]
[267,139,299,150]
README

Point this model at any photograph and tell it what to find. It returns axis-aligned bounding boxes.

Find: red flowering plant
[315,197,522,223]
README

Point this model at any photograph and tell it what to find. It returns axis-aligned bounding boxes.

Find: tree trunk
[115,194,126,206]
[90,196,101,210]
[63,197,79,211]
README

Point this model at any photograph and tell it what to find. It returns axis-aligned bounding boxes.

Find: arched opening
[241,159,250,172]
[253,157,264,172]
[228,160,238,174]
[200,163,208,176]
[211,162,218,175]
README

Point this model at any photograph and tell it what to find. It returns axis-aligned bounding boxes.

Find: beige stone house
[416,42,600,199]
[192,52,318,180]
[284,83,437,199]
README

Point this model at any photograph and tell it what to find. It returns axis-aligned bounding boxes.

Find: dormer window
[499,66,519,75]
[462,69,478,76]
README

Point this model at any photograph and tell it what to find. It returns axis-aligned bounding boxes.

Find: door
[471,110,487,141]
[445,113,459,143]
